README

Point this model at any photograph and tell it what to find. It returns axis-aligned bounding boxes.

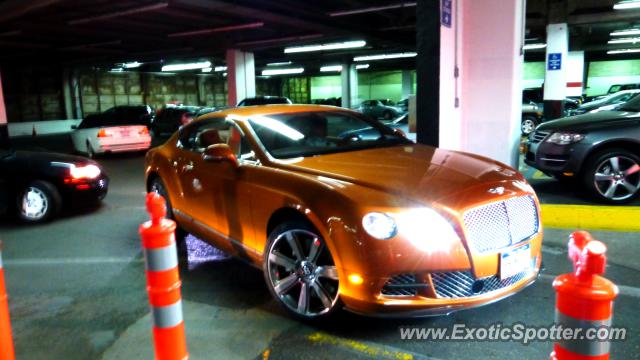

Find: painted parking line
[3,256,143,266]
[540,204,640,231]
[306,332,438,360]
[538,274,640,298]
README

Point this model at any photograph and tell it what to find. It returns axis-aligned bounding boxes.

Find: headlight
[362,212,397,240]
[545,132,585,145]
[395,208,460,253]
[70,164,101,179]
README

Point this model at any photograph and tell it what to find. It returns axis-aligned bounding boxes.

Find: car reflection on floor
[185,234,231,271]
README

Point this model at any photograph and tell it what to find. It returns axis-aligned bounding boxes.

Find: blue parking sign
[548,53,562,71]
[441,0,452,28]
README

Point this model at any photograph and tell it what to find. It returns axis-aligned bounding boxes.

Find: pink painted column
[226,49,256,107]
[0,70,8,148]
[438,0,525,167]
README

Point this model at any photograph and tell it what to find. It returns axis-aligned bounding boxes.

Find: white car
[71,107,152,157]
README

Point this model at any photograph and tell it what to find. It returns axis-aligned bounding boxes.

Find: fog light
[348,274,363,285]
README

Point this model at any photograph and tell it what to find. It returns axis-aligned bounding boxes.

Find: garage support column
[401,70,413,99]
[0,69,8,149]
[225,49,256,107]
[543,23,569,120]
[437,0,525,167]
[415,0,440,146]
[341,63,358,109]
[63,69,74,120]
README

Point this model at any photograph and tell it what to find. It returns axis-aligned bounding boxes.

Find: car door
[174,119,257,256]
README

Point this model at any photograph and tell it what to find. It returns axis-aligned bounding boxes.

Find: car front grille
[462,196,539,254]
[381,273,428,297]
[431,262,534,299]
[529,130,550,144]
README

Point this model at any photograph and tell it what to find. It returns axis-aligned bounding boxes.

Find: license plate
[121,131,131,137]
[500,243,531,280]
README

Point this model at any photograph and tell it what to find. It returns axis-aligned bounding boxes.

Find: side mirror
[71,125,78,130]
[202,144,239,168]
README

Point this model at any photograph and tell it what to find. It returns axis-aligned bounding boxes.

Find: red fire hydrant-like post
[550,231,619,360]
[0,242,16,360]
[139,193,188,360]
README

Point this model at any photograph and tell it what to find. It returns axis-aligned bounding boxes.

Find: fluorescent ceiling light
[284,40,366,53]
[161,61,212,72]
[356,64,370,69]
[523,43,547,50]
[320,65,342,72]
[214,66,227,72]
[607,48,640,54]
[109,68,124,72]
[262,68,304,76]
[608,37,640,44]
[611,29,640,36]
[201,67,212,73]
[267,61,292,66]
[123,61,141,68]
[353,52,417,61]
[613,0,640,10]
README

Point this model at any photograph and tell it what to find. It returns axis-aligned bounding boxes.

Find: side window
[179,119,253,160]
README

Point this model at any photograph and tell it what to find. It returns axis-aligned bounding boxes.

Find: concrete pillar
[62,69,74,119]
[72,70,83,119]
[566,51,584,98]
[438,0,525,167]
[226,49,255,106]
[401,70,413,99]
[0,69,8,148]
[416,0,440,146]
[341,63,358,108]
[543,23,569,120]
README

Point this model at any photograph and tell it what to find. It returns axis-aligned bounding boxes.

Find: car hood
[537,110,640,132]
[273,144,528,205]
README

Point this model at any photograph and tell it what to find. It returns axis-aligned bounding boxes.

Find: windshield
[247,111,409,159]
[617,94,640,112]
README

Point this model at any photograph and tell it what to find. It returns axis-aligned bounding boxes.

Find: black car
[151,106,201,137]
[525,96,640,204]
[237,96,292,106]
[0,150,109,223]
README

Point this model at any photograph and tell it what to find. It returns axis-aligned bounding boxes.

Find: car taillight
[97,129,112,137]
[139,127,149,135]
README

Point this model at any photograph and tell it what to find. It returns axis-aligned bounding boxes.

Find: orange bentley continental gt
[144,105,542,319]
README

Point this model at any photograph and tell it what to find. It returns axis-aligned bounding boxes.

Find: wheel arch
[579,139,640,172]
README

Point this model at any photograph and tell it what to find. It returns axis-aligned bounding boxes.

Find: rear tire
[582,148,640,204]
[17,180,61,223]
[263,221,342,321]
[521,116,538,135]
[149,177,187,252]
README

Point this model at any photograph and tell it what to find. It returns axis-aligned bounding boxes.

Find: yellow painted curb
[307,332,414,360]
[541,204,640,232]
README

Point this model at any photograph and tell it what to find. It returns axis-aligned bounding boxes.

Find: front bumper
[339,248,541,317]
[524,135,588,175]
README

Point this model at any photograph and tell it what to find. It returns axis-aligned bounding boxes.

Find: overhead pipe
[328,2,416,17]
[168,22,264,38]
[68,2,169,25]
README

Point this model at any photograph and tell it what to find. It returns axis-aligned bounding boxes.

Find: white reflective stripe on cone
[555,311,612,356]
[152,300,183,329]
[144,245,178,272]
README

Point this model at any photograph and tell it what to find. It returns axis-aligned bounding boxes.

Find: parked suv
[525,96,640,204]
[238,96,292,106]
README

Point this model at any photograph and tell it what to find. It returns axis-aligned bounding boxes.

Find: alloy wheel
[593,155,640,201]
[521,119,536,135]
[266,229,339,317]
[20,187,49,221]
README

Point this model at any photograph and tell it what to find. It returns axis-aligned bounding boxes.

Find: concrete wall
[2,67,65,122]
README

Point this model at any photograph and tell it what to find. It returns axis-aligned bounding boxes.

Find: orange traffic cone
[0,241,15,360]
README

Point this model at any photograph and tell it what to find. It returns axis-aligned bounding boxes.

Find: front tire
[582,148,640,204]
[17,180,61,223]
[263,221,341,320]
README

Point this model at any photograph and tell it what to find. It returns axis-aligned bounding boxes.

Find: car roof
[197,104,350,122]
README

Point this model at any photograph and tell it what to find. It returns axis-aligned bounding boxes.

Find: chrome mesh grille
[431,266,532,299]
[530,130,550,144]
[381,274,418,296]
[463,196,538,254]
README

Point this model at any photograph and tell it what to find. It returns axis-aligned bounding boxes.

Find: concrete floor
[1,139,639,359]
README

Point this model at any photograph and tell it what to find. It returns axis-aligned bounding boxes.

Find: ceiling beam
[569,10,640,25]
[328,2,416,17]
[68,2,170,25]
[168,22,265,38]
[0,0,62,23]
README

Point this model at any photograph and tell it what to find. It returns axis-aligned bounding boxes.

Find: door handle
[182,163,194,172]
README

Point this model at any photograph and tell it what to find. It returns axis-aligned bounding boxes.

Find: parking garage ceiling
[0,0,638,69]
